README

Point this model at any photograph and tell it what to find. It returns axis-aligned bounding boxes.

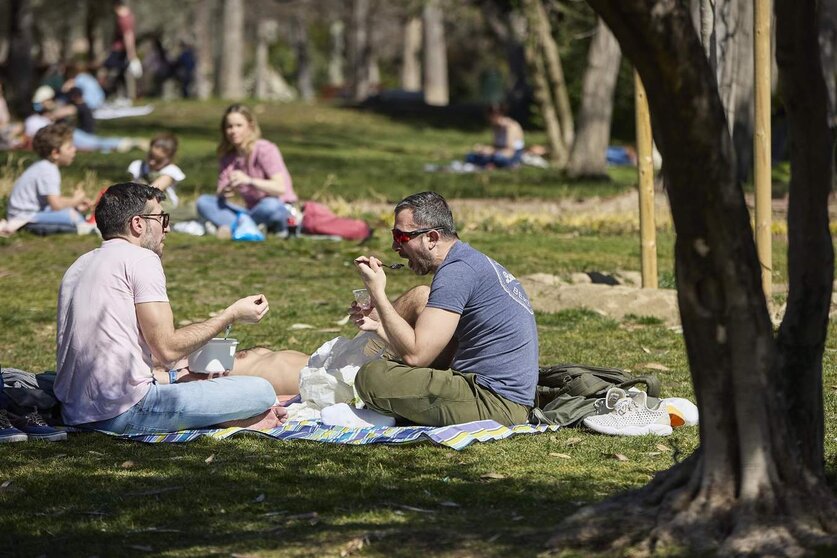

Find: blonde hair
[217,104,261,158]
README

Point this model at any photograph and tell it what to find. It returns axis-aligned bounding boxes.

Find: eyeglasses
[391,227,438,244]
[137,212,170,229]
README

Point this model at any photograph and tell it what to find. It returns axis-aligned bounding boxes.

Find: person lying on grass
[53,182,307,435]
[349,191,539,427]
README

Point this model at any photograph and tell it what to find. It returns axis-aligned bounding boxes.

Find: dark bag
[530,363,661,426]
[0,368,60,418]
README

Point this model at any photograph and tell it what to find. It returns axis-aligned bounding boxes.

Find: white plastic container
[188,338,238,373]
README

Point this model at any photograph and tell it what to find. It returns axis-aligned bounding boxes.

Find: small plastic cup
[353,288,372,310]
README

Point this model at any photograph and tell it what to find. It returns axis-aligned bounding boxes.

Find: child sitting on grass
[127,132,184,207]
[1,123,94,236]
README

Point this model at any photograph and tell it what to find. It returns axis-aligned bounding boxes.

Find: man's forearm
[375,298,418,360]
[158,311,233,365]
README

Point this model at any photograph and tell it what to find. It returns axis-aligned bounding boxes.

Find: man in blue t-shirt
[352,191,538,426]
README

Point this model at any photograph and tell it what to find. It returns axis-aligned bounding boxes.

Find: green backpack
[529,363,661,426]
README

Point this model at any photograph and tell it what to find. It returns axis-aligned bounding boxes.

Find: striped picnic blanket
[115,419,560,451]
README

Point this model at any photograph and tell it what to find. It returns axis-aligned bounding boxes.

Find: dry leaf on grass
[439,500,460,507]
[480,472,506,480]
[204,454,215,464]
[564,437,583,446]
[641,346,651,354]
[253,493,266,503]
[120,460,135,469]
[549,452,572,459]
[640,362,670,371]
[647,451,662,456]
[290,323,314,330]
[335,314,351,326]
[613,453,629,462]
[656,443,671,452]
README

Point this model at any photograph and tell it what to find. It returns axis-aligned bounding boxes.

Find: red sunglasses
[391,227,437,244]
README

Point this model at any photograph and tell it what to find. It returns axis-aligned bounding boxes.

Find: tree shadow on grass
[1,433,646,557]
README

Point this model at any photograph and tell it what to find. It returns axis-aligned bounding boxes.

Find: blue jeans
[29,208,83,226]
[465,148,524,168]
[196,194,290,232]
[78,376,276,435]
[73,129,125,153]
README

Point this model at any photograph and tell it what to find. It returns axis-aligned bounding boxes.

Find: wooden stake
[754,0,772,299]
[635,71,657,288]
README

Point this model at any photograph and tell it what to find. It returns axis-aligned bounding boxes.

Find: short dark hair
[394,191,458,239]
[32,123,73,159]
[95,182,166,239]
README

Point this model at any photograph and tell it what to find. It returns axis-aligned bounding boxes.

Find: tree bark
[567,18,621,179]
[193,0,216,100]
[294,13,314,102]
[219,0,245,100]
[6,0,34,116]
[350,0,372,102]
[548,1,837,555]
[774,0,834,478]
[400,16,422,92]
[423,0,448,106]
[254,20,278,100]
[328,19,345,88]
[530,0,574,147]
[525,34,566,166]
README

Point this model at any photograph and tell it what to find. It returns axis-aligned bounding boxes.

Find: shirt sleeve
[127,160,142,179]
[35,164,62,197]
[159,164,186,183]
[132,254,169,304]
[255,141,286,177]
[427,260,475,315]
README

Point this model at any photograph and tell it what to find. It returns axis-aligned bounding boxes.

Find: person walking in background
[196,104,297,238]
[103,0,141,100]
[1,124,93,236]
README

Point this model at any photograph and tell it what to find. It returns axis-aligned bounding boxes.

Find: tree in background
[5,0,35,116]
[219,0,245,99]
[549,0,836,554]
[422,0,448,106]
[566,17,621,178]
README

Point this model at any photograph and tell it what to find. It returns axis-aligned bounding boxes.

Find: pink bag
[301,201,371,241]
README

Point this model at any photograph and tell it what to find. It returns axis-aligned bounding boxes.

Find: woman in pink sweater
[196,104,297,236]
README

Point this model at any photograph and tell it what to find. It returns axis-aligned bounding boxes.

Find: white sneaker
[583,387,672,436]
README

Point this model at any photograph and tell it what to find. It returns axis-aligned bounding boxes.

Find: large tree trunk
[423,0,448,106]
[219,0,245,100]
[400,16,422,93]
[548,1,837,556]
[716,0,756,183]
[567,18,621,179]
[6,0,34,116]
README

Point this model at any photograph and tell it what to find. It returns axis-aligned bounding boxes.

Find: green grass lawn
[0,100,834,557]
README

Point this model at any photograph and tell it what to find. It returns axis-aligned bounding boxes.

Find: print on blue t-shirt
[426,242,539,406]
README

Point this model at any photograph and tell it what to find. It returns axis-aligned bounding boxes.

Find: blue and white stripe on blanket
[111,419,560,450]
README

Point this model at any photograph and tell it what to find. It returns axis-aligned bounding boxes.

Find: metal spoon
[223,324,232,339]
[384,263,405,270]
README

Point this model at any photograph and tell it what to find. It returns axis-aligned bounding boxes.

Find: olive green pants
[354,359,531,426]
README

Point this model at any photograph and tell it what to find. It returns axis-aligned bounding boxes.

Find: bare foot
[216,225,232,240]
[217,406,287,430]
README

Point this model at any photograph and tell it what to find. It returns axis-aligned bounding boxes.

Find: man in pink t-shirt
[54,182,305,435]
